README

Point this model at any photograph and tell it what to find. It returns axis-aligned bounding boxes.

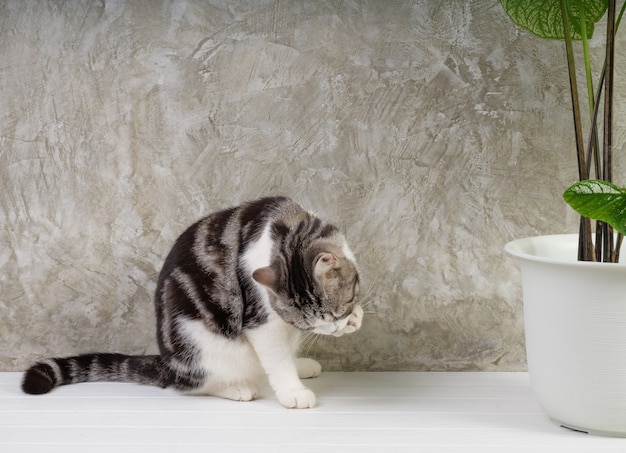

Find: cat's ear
[253,266,278,292]
[314,253,338,279]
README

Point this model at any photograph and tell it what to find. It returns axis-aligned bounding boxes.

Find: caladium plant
[563,180,626,259]
[564,180,626,237]
[499,0,626,262]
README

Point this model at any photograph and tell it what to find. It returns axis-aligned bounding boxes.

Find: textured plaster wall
[2,0,621,372]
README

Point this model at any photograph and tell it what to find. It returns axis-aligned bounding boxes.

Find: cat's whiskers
[300,331,322,358]
[354,281,377,316]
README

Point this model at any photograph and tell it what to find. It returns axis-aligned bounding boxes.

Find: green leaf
[563,180,626,236]
[499,0,608,40]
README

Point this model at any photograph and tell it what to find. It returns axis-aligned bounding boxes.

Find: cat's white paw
[333,305,363,337]
[296,358,322,379]
[276,387,316,409]
[215,384,258,402]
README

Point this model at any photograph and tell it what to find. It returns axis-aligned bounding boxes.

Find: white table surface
[2,371,625,452]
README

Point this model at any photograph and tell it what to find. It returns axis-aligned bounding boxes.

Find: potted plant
[500,0,626,436]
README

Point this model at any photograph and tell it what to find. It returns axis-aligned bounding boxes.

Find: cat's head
[252,241,360,335]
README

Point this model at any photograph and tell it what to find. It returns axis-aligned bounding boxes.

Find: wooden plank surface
[1,372,625,452]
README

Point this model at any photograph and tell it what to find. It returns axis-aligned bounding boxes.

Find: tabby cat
[22,196,362,408]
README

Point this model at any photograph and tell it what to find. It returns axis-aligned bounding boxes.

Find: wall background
[2,0,623,372]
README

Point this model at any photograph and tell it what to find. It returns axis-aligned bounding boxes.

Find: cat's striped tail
[21,353,165,395]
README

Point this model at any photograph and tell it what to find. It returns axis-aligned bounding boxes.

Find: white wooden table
[1,372,625,452]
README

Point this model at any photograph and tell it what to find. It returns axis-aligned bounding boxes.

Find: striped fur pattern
[22,197,362,408]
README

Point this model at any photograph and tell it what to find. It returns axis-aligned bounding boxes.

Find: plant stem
[604,0,615,184]
[578,217,594,262]
[585,68,604,179]
[604,0,616,262]
[613,235,624,265]
[613,0,626,263]
[584,0,626,262]
[561,0,594,260]
[580,9,600,180]
[560,0,588,182]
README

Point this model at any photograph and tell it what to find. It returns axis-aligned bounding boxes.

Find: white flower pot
[506,234,626,437]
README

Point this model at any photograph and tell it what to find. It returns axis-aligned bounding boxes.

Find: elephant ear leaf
[563,180,626,236]
[498,0,608,40]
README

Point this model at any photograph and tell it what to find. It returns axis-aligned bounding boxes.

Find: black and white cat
[22,196,362,408]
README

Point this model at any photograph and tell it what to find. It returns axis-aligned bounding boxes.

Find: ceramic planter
[506,234,626,437]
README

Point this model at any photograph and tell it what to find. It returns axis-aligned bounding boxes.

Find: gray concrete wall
[2,0,613,371]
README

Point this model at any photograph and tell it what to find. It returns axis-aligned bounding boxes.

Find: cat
[21,196,362,408]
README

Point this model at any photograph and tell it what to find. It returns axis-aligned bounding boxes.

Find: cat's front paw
[296,357,322,379]
[332,305,363,337]
[214,383,258,402]
[276,387,316,409]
